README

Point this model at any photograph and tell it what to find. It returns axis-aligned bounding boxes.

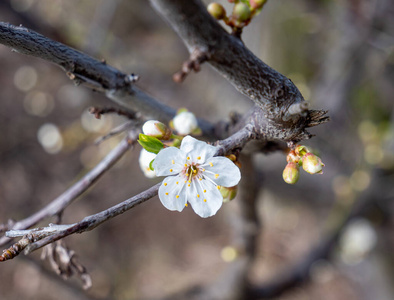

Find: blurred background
[0,0,393,299]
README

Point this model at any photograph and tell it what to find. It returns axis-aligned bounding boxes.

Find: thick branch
[150,0,304,121]
[0,22,215,137]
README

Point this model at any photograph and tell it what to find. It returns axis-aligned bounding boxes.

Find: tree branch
[0,134,135,247]
[0,22,216,137]
[149,0,329,142]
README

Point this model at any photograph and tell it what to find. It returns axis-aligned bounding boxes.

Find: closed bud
[250,0,267,9]
[302,153,325,174]
[221,186,238,203]
[207,3,226,20]
[283,162,300,184]
[233,3,251,22]
[173,111,199,135]
[142,120,172,140]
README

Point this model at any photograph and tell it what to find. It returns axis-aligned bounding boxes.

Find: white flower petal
[153,147,185,176]
[188,179,223,218]
[180,135,217,163]
[138,149,157,178]
[158,175,187,212]
[202,156,241,187]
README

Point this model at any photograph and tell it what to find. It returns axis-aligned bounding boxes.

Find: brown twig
[88,106,139,120]
[0,135,136,247]
[173,49,210,83]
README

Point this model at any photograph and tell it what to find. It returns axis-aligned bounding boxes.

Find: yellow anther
[197,194,200,198]
[202,168,205,172]
[217,185,221,190]
[176,181,179,184]
[187,156,190,160]
[204,199,207,202]
[215,174,219,178]
[204,189,207,193]
[171,160,175,164]
[170,169,173,172]
[188,180,191,183]
[199,178,202,181]
[197,156,201,160]
[188,184,191,187]
[184,164,188,167]
[209,162,213,167]
[165,192,169,195]
[176,195,179,199]
[193,170,197,174]
[185,203,188,207]
[164,182,168,186]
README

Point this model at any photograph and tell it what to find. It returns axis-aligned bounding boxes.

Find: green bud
[138,133,164,154]
[207,3,226,20]
[283,162,300,184]
[302,153,325,174]
[221,186,238,203]
[233,2,251,22]
[295,145,310,157]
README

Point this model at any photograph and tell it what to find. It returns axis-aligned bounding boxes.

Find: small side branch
[0,135,135,247]
[24,183,161,254]
[173,48,210,83]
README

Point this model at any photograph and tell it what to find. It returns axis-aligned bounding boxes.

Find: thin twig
[0,135,136,246]
[25,183,161,254]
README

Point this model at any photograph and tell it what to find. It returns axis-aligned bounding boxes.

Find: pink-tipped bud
[233,3,251,22]
[283,162,300,184]
[142,120,172,140]
[207,3,226,20]
[302,153,325,174]
[249,0,267,9]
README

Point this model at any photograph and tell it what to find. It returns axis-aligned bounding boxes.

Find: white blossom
[173,111,198,135]
[139,149,157,178]
[153,136,241,218]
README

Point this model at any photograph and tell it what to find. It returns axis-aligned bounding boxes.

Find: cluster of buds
[282,145,325,184]
[138,109,202,178]
[207,0,267,34]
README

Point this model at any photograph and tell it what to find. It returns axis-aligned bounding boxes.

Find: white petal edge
[153,147,185,176]
[188,179,222,218]
[180,135,217,163]
[202,156,241,187]
[158,175,187,212]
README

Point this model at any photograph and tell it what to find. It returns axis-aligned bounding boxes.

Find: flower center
[183,163,201,181]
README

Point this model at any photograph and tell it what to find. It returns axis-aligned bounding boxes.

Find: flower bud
[295,145,310,157]
[249,0,267,9]
[207,3,226,20]
[233,2,251,22]
[173,111,198,135]
[302,153,325,174]
[139,149,157,178]
[142,120,172,140]
[221,186,238,203]
[282,162,300,184]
